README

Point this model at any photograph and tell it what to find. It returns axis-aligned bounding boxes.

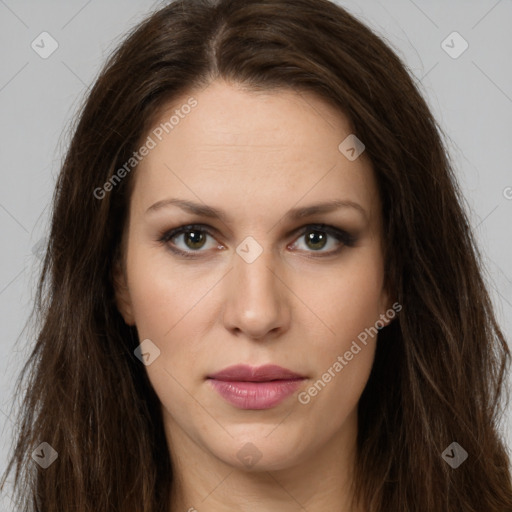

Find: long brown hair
[2,0,511,510]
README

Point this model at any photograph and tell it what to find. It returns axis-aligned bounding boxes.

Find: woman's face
[114,79,391,473]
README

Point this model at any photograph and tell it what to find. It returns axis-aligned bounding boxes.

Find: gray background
[1,0,511,506]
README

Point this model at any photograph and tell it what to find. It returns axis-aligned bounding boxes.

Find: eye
[158,223,356,259]
[289,224,356,255]
[158,224,221,257]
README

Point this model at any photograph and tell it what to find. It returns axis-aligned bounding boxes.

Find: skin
[114,79,392,512]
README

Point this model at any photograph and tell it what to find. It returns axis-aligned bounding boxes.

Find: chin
[207,430,310,472]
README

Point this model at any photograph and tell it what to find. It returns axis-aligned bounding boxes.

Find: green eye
[159,223,356,259]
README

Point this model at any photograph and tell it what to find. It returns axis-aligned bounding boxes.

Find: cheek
[124,251,211,429]
[126,241,208,337]
[295,249,384,411]
[125,245,218,388]
[305,248,385,345]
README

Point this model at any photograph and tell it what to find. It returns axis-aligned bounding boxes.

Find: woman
[2,0,511,510]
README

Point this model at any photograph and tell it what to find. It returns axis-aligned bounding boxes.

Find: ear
[112,259,135,326]
[378,287,398,328]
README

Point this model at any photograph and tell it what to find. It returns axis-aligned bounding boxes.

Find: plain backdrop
[1,0,511,507]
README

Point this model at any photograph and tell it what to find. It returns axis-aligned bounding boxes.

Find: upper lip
[207,364,305,382]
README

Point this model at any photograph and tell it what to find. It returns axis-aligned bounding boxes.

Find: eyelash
[157,223,357,259]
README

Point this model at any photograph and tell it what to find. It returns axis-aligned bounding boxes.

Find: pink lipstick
[207,364,305,410]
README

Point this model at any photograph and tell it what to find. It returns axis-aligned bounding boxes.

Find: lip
[207,364,306,410]
[207,364,305,382]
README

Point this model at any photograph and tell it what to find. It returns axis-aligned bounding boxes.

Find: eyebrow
[145,198,368,222]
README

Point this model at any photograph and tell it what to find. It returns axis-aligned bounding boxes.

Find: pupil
[186,230,205,249]
[307,230,326,250]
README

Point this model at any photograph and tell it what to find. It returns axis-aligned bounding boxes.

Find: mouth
[207,364,306,410]
[207,363,305,382]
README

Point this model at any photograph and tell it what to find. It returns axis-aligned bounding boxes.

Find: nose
[222,244,291,340]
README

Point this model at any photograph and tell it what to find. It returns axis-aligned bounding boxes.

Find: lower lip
[208,379,304,410]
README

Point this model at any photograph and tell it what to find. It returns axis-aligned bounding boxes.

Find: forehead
[130,80,379,221]
[145,81,354,157]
